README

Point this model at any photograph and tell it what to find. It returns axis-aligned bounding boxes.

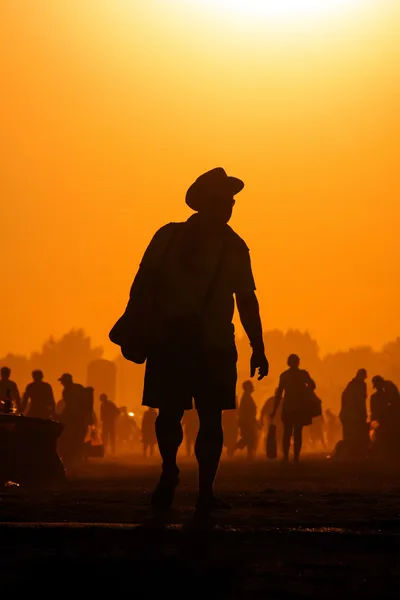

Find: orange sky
[1,0,399,359]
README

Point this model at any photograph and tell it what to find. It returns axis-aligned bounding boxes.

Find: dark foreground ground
[2,455,400,597]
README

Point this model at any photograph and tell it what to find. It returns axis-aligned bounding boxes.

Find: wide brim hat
[185,167,244,212]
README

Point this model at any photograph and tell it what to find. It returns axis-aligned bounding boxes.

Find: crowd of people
[1,357,399,468]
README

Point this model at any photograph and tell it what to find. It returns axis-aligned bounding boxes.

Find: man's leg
[195,408,224,505]
[282,420,293,462]
[293,424,303,463]
[155,408,184,476]
[152,407,184,510]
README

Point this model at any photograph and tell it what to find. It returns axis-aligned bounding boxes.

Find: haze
[1,0,399,358]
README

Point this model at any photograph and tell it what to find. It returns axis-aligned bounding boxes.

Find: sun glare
[192,0,369,26]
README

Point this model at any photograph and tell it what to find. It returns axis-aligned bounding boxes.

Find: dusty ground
[1,455,400,597]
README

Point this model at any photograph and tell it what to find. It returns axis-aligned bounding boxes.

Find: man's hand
[250,350,269,381]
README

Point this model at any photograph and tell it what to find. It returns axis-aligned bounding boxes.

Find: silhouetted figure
[0,367,21,413]
[260,394,283,458]
[21,370,55,419]
[237,381,259,459]
[117,407,138,451]
[100,393,120,456]
[58,373,92,465]
[325,409,341,451]
[271,354,316,464]
[340,369,369,458]
[141,408,157,458]
[222,408,238,458]
[308,414,326,451]
[113,168,269,513]
[182,409,199,457]
[370,377,388,424]
[371,376,400,459]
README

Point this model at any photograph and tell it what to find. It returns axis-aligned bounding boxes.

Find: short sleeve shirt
[134,216,256,349]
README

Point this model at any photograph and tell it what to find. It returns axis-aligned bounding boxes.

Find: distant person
[117,407,138,451]
[182,409,199,457]
[237,381,259,460]
[58,373,92,465]
[222,407,239,458]
[308,414,326,452]
[370,376,388,425]
[56,398,65,417]
[325,409,341,452]
[100,393,120,456]
[371,376,400,458]
[376,377,400,417]
[271,354,316,464]
[0,367,21,413]
[111,167,269,513]
[21,370,55,419]
[141,407,157,458]
[260,393,283,458]
[340,369,369,458]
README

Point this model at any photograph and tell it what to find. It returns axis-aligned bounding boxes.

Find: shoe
[151,473,179,511]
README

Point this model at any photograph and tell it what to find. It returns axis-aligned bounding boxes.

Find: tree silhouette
[30,329,103,391]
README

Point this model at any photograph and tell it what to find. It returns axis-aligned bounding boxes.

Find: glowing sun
[192,0,368,26]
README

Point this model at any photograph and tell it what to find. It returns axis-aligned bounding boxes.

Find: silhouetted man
[308,414,326,451]
[118,168,269,513]
[325,409,341,451]
[141,407,157,458]
[0,367,21,412]
[340,368,369,457]
[271,354,316,464]
[22,370,55,419]
[370,376,388,425]
[182,409,199,457]
[58,373,90,465]
[100,393,120,456]
[371,375,400,458]
[237,380,259,459]
[117,407,138,451]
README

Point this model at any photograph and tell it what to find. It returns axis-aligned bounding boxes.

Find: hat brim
[186,176,244,211]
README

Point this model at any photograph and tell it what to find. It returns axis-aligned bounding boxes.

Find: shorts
[142,346,238,411]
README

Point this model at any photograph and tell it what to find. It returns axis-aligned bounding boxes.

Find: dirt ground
[2,455,400,597]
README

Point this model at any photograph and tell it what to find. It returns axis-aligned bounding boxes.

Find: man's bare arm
[236,291,269,380]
